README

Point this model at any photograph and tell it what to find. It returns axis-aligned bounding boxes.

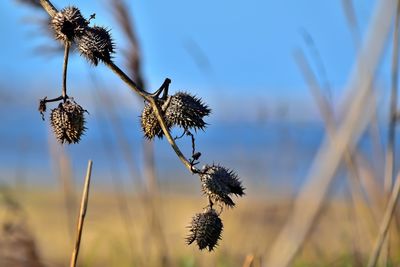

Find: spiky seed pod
[141,103,163,139]
[51,6,88,42]
[77,26,115,65]
[186,208,223,251]
[140,100,171,140]
[165,92,211,131]
[200,164,245,207]
[50,100,86,144]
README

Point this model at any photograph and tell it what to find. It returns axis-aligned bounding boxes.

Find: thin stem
[62,41,70,101]
[39,0,57,17]
[70,160,93,267]
[104,60,150,99]
[186,130,196,156]
[149,97,197,173]
[150,78,171,98]
[367,170,400,267]
[41,95,64,103]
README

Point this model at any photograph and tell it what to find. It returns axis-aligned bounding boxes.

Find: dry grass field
[1,187,399,267]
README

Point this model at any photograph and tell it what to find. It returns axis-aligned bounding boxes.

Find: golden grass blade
[70,160,93,267]
[242,254,255,267]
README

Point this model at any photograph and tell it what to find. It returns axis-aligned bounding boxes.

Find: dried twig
[35,0,243,253]
[70,160,93,267]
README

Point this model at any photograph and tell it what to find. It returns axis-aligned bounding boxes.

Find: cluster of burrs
[51,6,114,65]
[140,81,245,251]
[36,3,245,251]
[39,97,87,144]
[186,164,245,251]
[38,6,115,144]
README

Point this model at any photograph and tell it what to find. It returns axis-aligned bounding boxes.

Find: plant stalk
[148,97,197,173]
[70,160,93,267]
[62,41,70,101]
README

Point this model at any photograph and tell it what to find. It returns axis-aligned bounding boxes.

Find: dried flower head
[78,26,115,65]
[50,100,87,144]
[186,208,223,251]
[200,164,245,207]
[140,100,171,140]
[165,92,210,131]
[51,6,88,42]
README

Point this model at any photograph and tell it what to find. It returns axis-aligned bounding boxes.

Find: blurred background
[1,0,400,266]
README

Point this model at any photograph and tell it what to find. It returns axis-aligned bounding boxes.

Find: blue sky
[0,0,388,121]
[0,0,397,188]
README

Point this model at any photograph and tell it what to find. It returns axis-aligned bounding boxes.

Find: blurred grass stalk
[48,130,76,242]
[374,0,400,265]
[294,49,378,261]
[90,85,138,264]
[108,0,170,265]
[342,0,386,202]
[266,0,398,266]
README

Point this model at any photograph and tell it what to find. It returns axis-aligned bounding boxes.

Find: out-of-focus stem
[381,1,400,265]
[384,0,400,206]
[367,170,400,267]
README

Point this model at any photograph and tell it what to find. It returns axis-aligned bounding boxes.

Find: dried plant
[70,160,93,267]
[50,100,86,144]
[29,0,245,251]
[186,208,223,251]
